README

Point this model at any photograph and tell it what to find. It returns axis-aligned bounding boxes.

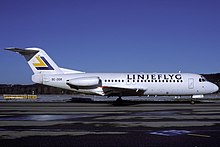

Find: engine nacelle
[66,77,101,89]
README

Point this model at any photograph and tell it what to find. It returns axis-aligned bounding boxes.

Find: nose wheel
[191,99,195,104]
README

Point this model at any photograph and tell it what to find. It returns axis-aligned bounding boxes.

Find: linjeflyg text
[127,74,182,80]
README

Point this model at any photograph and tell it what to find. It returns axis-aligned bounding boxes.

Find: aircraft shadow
[67,97,213,106]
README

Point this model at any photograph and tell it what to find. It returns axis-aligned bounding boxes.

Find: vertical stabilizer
[5,47,63,74]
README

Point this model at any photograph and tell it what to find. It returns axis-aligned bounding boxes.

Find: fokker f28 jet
[5,47,219,101]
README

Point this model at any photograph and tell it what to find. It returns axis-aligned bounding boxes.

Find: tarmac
[1,99,220,147]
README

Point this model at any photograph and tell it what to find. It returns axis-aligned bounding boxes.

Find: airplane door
[188,78,194,89]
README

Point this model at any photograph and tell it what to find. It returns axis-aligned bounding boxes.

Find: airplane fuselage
[34,72,218,97]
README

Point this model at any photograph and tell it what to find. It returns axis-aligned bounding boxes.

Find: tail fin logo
[33,56,54,70]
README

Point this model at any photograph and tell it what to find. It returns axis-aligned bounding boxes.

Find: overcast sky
[1,0,220,84]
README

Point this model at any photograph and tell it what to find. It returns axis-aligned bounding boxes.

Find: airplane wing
[101,86,146,96]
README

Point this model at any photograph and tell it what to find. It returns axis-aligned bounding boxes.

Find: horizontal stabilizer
[5,48,39,55]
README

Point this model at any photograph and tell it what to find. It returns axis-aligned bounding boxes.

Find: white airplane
[5,47,219,101]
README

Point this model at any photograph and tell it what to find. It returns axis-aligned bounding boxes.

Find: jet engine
[66,77,101,89]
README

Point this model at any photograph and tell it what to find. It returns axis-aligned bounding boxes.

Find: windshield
[199,76,207,82]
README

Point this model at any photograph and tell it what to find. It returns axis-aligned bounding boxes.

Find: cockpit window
[199,76,207,82]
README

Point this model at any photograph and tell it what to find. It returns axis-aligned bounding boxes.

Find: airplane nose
[213,84,219,93]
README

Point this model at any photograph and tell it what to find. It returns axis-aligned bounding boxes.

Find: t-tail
[5,47,84,83]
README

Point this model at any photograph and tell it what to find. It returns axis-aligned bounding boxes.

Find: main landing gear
[113,94,126,106]
[116,95,123,103]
